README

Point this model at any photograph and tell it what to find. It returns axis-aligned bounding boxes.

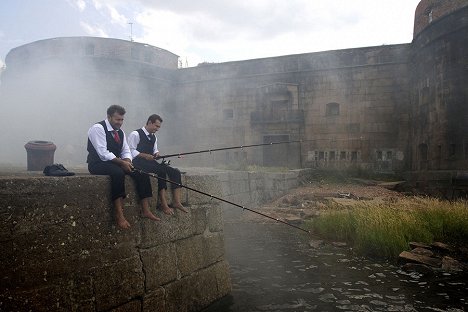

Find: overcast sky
[0,0,421,68]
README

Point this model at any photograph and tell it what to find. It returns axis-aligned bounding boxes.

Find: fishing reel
[160,159,171,166]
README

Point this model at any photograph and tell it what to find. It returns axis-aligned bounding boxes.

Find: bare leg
[158,189,174,215]
[141,197,161,221]
[114,197,131,229]
[171,188,188,213]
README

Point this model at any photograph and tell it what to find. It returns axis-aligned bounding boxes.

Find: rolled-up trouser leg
[164,165,182,189]
[133,158,167,191]
[129,170,153,199]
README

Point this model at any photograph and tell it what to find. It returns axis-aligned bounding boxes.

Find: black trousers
[88,161,152,201]
[133,158,182,191]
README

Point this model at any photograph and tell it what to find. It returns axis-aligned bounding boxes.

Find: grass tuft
[306,198,468,259]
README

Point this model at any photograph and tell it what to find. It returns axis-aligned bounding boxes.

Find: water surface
[204,221,466,312]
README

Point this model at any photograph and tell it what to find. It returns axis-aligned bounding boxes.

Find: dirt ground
[244,181,406,223]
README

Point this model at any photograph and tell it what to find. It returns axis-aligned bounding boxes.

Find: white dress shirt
[127,127,159,159]
[87,118,132,161]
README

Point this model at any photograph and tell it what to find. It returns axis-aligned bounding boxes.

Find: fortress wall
[409,5,468,171]
[5,37,179,70]
[172,45,411,172]
[1,1,467,177]
[0,173,231,312]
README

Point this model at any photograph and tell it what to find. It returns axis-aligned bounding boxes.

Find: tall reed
[308,198,468,259]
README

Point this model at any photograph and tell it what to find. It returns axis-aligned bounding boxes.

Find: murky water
[203,221,467,312]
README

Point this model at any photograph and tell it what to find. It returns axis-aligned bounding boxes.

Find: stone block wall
[184,168,313,221]
[170,45,411,172]
[0,173,231,311]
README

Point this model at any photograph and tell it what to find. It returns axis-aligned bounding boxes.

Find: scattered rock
[399,251,442,268]
[411,247,433,257]
[409,242,431,249]
[431,242,455,253]
[400,242,467,275]
[309,239,325,249]
[441,256,464,272]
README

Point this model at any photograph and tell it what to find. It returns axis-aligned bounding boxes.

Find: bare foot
[171,203,189,213]
[116,215,131,229]
[159,205,174,215]
[142,209,161,221]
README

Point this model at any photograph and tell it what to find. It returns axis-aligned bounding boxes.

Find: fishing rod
[155,140,309,160]
[133,167,311,234]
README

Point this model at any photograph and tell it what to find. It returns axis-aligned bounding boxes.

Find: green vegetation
[306,198,468,259]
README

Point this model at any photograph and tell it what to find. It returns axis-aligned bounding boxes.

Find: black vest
[136,128,156,154]
[87,120,124,164]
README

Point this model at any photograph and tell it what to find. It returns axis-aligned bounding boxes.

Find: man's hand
[120,158,134,173]
[153,152,160,159]
[138,153,154,161]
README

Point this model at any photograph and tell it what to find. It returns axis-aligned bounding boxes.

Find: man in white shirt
[87,105,160,229]
[128,114,188,214]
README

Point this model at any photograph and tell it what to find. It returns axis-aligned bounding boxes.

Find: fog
[0,37,334,171]
[0,44,185,169]
[0,36,343,171]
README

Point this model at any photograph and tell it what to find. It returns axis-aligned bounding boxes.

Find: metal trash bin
[24,140,57,171]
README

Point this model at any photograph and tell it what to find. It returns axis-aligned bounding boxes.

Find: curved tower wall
[5,37,178,70]
[409,5,468,171]
[0,37,178,165]
[413,0,468,37]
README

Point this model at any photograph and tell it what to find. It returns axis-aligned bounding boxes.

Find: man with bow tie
[128,114,188,215]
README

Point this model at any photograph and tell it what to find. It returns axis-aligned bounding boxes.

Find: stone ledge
[0,173,230,312]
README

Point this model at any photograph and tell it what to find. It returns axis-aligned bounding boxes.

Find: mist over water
[205,222,467,312]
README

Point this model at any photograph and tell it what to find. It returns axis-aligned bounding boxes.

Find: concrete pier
[0,171,231,312]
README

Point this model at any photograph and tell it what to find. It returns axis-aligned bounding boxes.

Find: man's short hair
[147,114,163,124]
[107,105,126,116]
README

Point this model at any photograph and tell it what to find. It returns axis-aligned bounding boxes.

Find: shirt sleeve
[120,133,132,160]
[154,137,159,155]
[127,130,140,159]
[87,124,117,161]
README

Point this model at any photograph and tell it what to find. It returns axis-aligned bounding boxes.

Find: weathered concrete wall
[0,173,231,311]
[182,168,313,221]
[409,5,468,171]
[170,45,411,173]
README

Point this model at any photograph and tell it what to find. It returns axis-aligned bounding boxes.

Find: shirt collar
[142,127,154,137]
[105,119,116,132]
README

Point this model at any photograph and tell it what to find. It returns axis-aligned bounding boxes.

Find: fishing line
[133,167,311,234]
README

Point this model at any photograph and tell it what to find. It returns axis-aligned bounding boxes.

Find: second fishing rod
[155,139,310,160]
